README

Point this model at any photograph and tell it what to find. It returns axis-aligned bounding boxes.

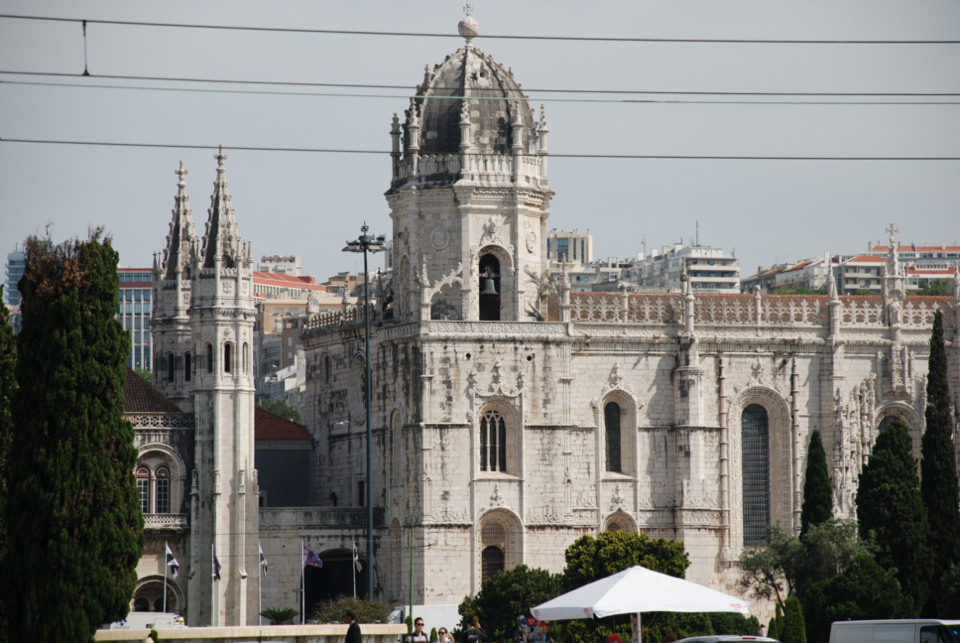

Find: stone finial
[175,159,188,186]
[215,144,227,169]
[538,104,548,131]
[886,222,899,249]
[460,99,471,125]
[458,4,480,45]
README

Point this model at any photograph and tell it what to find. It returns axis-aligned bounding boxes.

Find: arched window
[605,402,622,472]
[184,352,191,382]
[166,352,175,383]
[206,343,213,373]
[224,343,233,374]
[480,410,507,472]
[481,546,505,582]
[243,342,249,374]
[137,468,150,514]
[134,597,150,612]
[155,467,170,514]
[742,404,770,547]
[478,254,501,321]
[153,597,165,613]
[878,416,896,432]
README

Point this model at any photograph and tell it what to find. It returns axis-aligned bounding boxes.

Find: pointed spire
[161,160,198,280]
[201,146,242,269]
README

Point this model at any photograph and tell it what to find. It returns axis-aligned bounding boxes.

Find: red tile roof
[255,406,311,440]
[847,255,886,263]
[123,367,183,414]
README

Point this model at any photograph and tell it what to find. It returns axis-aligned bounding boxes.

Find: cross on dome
[464,3,473,17]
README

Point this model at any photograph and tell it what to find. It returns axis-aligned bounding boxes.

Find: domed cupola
[389,8,550,192]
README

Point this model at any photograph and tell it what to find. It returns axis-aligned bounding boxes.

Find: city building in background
[546,228,593,264]
[5,244,25,308]
[253,270,326,299]
[118,267,154,370]
[257,254,302,276]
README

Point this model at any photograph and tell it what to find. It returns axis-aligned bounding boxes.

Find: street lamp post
[342,223,386,599]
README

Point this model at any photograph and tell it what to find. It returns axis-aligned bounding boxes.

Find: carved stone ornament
[477,361,524,399]
[430,227,450,250]
[611,483,626,510]
[490,483,505,507]
[525,230,537,253]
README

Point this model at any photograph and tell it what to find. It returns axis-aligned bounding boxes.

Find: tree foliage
[920,309,960,616]
[1,231,144,642]
[738,526,799,607]
[856,418,931,615]
[456,564,562,641]
[563,530,690,591]
[919,279,950,296]
[134,367,153,385]
[260,607,299,624]
[800,430,833,536]
[258,396,303,424]
[781,596,806,643]
[310,595,389,624]
[0,288,16,643]
[803,552,911,643]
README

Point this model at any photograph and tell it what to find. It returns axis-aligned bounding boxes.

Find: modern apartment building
[546,228,593,264]
[633,243,740,292]
[4,245,25,307]
[118,267,154,370]
[257,254,302,276]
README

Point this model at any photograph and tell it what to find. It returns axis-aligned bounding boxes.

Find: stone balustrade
[143,514,189,530]
[96,623,406,643]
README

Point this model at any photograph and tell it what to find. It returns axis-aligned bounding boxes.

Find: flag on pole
[213,549,222,581]
[352,538,362,573]
[259,542,268,576]
[165,543,180,579]
[303,544,324,568]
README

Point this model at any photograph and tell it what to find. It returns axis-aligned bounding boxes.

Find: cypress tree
[800,430,833,536]
[920,309,960,616]
[780,596,806,643]
[1,232,144,642]
[0,288,17,643]
[856,419,931,615]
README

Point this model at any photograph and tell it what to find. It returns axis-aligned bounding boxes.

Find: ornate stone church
[133,10,959,626]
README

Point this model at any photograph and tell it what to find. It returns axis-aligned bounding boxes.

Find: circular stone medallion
[526,230,537,253]
[431,228,450,250]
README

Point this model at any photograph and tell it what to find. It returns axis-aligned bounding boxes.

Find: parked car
[830,620,960,643]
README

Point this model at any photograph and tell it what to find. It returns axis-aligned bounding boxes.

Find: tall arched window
[133,597,150,612]
[224,343,233,374]
[480,410,507,472]
[605,402,622,472]
[741,404,770,547]
[206,343,213,373]
[478,254,501,321]
[166,353,175,383]
[155,467,170,514]
[184,352,191,382]
[481,520,507,582]
[137,468,150,514]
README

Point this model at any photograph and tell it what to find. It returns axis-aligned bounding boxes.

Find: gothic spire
[162,160,198,280]
[201,146,243,269]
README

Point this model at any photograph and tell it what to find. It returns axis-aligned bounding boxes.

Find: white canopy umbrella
[531,565,750,621]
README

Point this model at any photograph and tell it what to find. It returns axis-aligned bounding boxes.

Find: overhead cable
[1,14,958,44]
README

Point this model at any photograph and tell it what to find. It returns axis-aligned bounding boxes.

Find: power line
[2,70,958,98]
[5,80,959,106]
[3,138,958,161]
[2,14,959,44]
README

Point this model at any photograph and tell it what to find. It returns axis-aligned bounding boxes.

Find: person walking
[345,610,362,643]
[406,617,429,643]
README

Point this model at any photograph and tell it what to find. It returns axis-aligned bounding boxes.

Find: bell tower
[186,147,259,626]
[385,8,554,323]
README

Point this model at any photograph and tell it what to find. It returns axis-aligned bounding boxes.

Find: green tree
[1,231,144,642]
[563,530,690,591]
[0,289,17,643]
[781,596,806,643]
[768,614,779,642]
[311,595,389,623]
[738,526,800,607]
[920,309,960,616]
[800,430,833,536]
[804,552,910,643]
[856,418,931,614]
[260,607,299,624]
[258,397,303,424]
[134,367,153,385]
[457,564,562,641]
[919,279,950,296]
[430,627,437,643]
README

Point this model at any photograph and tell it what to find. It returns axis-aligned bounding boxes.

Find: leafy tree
[1,231,144,642]
[856,419,931,614]
[920,309,960,616]
[781,596,806,643]
[0,288,16,643]
[803,552,910,643]
[258,396,303,424]
[311,595,389,623]
[430,627,437,642]
[800,430,833,536]
[260,607,299,624]
[456,564,561,641]
[134,367,153,385]
[738,526,800,607]
[919,279,950,296]
[563,530,690,591]
[768,614,779,642]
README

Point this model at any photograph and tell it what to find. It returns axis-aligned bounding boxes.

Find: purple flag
[303,544,323,568]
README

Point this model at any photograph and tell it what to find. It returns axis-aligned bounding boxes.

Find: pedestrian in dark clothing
[345,609,362,643]
[464,618,486,643]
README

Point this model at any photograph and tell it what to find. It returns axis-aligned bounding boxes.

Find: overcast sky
[2,0,958,284]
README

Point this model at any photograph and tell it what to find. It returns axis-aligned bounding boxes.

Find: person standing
[463,618,486,643]
[407,617,429,643]
[345,609,362,643]
[436,628,453,643]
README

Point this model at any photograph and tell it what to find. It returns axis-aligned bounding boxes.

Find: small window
[481,545,505,582]
[480,410,507,472]
[605,402,622,473]
[184,352,191,382]
[134,597,150,612]
[358,480,365,508]
[155,468,170,514]
[206,344,213,373]
[166,353,175,383]
[224,343,232,374]
[137,468,150,514]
